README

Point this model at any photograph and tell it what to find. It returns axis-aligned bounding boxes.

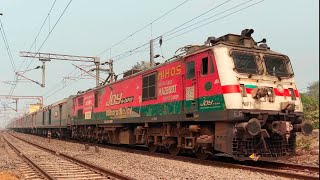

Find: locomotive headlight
[267,88,272,96]
[277,84,284,93]
[267,87,275,102]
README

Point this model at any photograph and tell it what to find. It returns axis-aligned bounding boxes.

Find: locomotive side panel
[50,105,61,126]
[72,61,185,124]
[35,110,44,128]
[64,96,74,126]
[184,49,225,119]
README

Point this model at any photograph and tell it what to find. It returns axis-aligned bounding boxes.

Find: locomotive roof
[74,29,284,98]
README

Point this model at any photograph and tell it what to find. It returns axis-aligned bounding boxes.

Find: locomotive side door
[184,55,200,112]
[197,50,224,111]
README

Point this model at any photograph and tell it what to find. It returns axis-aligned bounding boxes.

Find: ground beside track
[0,133,20,180]
[8,131,299,180]
[282,129,319,166]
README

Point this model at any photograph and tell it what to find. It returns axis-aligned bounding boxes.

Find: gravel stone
[12,132,296,180]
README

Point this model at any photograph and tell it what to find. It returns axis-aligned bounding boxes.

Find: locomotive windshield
[264,55,293,77]
[232,51,258,74]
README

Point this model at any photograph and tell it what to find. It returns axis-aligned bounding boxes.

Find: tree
[306,81,319,100]
[301,81,319,128]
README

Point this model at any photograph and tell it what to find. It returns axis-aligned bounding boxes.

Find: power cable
[164,0,264,42]
[9,0,57,97]
[41,0,192,102]
[42,0,264,102]
[0,19,16,73]
[111,0,263,64]
[163,0,257,40]
[160,0,232,38]
[44,70,84,100]
[10,0,73,96]
[109,0,236,63]
[41,67,78,97]
[24,0,73,71]
[17,0,57,72]
[96,0,192,57]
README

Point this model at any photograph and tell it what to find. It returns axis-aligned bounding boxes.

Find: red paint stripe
[245,88,253,94]
[274,88,290,97]
[294,90,300,97]
[221,85,240,94]
[222,84,300,98]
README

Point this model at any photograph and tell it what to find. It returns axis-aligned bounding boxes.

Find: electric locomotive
[7,29,313,161]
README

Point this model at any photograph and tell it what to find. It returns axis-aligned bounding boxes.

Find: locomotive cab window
[77,109,83,118]
[232,51,258,74]
[201,57,208,75]
[187,61,195,79]
[78,97,84,106]
[142,73,156,101]
[209,57,214,74]
[94,91,99,108]
[264,55,293,78]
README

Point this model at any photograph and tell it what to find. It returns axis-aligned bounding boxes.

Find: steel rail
[60,136,320,180]
[8,131,319,180]
[2,133,54,180]
[7,132,134,180]
[254,161,319,173]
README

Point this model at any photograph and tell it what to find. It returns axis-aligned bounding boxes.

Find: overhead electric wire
[0,19,16,73]
[41,67,78,97]
[97,0,192,57]
[112,42,150,62]
[9,0,57,97]
[42,0,264,103]
[17,0,57,72]
[24,0,73,70]
[109,0,234,63]
[42,1,192,102]
[111,0,263,64]
[160,0,232,38]
[44,70,85,100]
[162,0,257,40]
[103,0,232,64]
[9,0,73,96]
[164,0,264,42]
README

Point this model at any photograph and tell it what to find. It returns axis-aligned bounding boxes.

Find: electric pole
[0,95,43,112]
[20,51,102,87]
[150,39,154,67]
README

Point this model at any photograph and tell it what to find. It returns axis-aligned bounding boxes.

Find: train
[6,29,313,161]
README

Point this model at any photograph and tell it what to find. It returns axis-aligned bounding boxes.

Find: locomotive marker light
[277,84,285,93]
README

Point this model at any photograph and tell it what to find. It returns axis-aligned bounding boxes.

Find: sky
[0,0,319,126]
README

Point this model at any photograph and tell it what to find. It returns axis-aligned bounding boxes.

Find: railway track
[58,135,319,180]
[109,145,319,180]
[8,131,319,180]
[3,132,133,180]
[1,132,45,180]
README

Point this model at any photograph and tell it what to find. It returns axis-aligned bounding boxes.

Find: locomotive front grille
[232,134,295,158]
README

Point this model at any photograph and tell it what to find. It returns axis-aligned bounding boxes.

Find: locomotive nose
[294,121,313,136]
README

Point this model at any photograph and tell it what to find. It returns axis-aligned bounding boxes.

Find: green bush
[300,81,319,129]
[296,137,311,150]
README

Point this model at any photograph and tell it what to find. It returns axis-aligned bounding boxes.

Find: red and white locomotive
[7,29,313,161]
